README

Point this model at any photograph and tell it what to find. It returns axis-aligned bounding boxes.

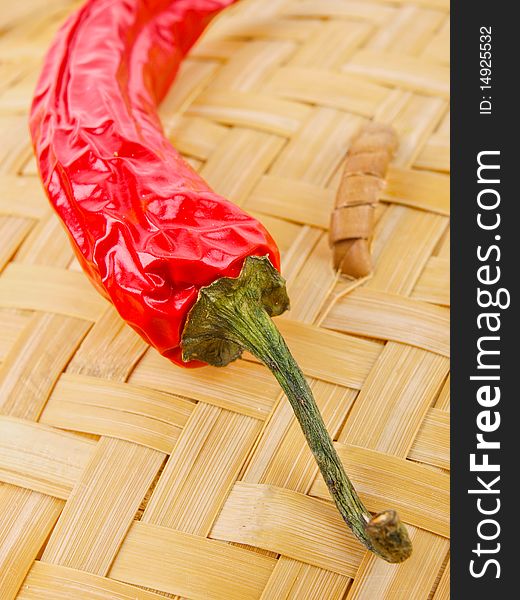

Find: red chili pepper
[29,0,411,563]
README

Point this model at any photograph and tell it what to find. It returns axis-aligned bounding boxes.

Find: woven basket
[0,0,450,598]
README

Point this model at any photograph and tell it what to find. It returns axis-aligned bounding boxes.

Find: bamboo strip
[0,175,47,219]
[0,309,29,362]
[18,561,165,600]
[109,522,277,600]
[285,0,396,23]
[280,226,322,282]
[246,317,382,389]
[0,416,95,498]
[211,482,364,576]
[41,437,164,575]
[432,558,450,599]
[0,485,62,600]
[208,40,296,92]
[260,558,351,600]
[338,344,448,456]
[15,213,75,267]
[414,133,450,172]
[270,107,362,185]
[289,21,372,69]
[246,175,334,229]
[377,94,446,168]
[0,313,90,419]
[346,526,449,599]
[66,306,147,381]
[283,236,339,324]
[129,351,280,418]
[167,116,227,161]
[322,288,449,356]
[344,50,449,98]
[310,444,449,537]
[142,404,262,536]
[265,67,389,117]
[204,17,322,44]
[0,216,32,271]
[408,407,450,470]
[383,166,449,214]
[368,206,448,295]
[157,59,219,126]
[422,17,450,65]
[0,263,108,321]
[188,90,311,136]
[436,374,450,411]
[40,373,194,453]
[200,128,284,205]
[366,6,444,54]
[246,382,357,492]
[412,256,450,306]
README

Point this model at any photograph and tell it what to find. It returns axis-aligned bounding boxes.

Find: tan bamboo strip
[0,309,29,362]
[0,485,62,600]
[41,437,163,574]
[0,176,47,219]
[285,0,396,23]
[0,216,32,270]
[378,94,446,168]
[366,6,445,54]
[40,373,194,453]
[323,288,449,356]
[142,404,262,536]
[283,236,339,323]
[344,51,449,98]
[200,128,284,206]
[368,207,448,295]
[0,313,90,419]
[208,40,296,92]
[422,17,450,65]
[274,108,363,184]
[414,132,450,172]
[109,522,277,600]
[15,213,75,267]
[0,263,108,320]
[265,67,389,117]
[189,90,310,136]
[432,558,450,599]
[346,526,449,599]
[167,116,227,161]
[249,211,302,255]
[408,407,450,470]
[280,226,322,282]
[66,306,147,380]
[383,166,449,214]
[211,482,364,577]
[436,374,451,411]
[18,561,167,600]
[0,116,32,174]
[157,59,219,125]
[244,382,357,492]
[205,17,322,45]
[246,317,382,388]
[412,256,450,306]
[309,444,449,537]
[246,175,334,229]
[289,21,372,69]
[339,345,447,455]
[129,350,280,418]
[190,38,244,61]
[0,416,95,498]
[259,558,351,600]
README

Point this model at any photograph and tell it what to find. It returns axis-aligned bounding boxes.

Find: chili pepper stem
[181,256,412,563]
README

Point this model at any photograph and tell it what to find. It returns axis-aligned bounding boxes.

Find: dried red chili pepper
[29,0,411,563]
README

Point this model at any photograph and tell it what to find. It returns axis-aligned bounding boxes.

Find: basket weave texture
[0,0,450,598]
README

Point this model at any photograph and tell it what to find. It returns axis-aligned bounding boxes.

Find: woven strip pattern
[0,0,449,598]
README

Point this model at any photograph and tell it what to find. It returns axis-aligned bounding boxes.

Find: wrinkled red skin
[29,0,280,367]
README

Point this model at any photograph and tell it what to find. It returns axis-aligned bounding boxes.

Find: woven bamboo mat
[0,0,450,598]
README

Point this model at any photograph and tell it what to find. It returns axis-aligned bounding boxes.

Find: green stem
[181,256,412,563]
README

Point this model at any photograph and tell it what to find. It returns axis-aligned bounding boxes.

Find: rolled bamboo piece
[329,123,398,278]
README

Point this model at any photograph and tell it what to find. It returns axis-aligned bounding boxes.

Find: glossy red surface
[29,0,280,367]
